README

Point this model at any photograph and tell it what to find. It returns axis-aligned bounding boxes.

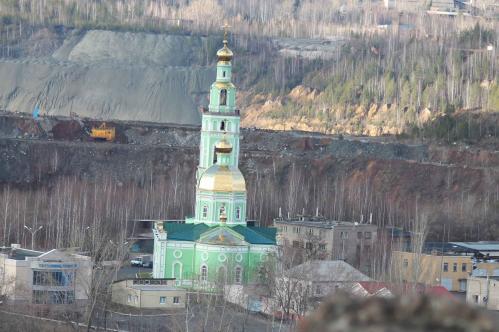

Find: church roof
[162,222,276,245]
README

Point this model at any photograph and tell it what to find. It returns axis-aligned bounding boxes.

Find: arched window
[234,266,242,284]
[200,265,208,282]
[202,205,208,219]
[217,266,227,284]
[222,71,226,78]
[172,262,182,280]
[220,89,227,106]
[235,207,241,220]
[220,121,225,131]
[213,146,217,164]
[219,205,226,217]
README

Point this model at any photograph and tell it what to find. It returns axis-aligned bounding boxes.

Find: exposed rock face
[240,85,433,136]
[0,30,215,124]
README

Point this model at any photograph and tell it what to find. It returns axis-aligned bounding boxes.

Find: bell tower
[197,24,240,182]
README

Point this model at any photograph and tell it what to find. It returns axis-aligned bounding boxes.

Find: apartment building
[274,215,377,273]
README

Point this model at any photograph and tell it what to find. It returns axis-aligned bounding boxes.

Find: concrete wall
[467,277,499,310]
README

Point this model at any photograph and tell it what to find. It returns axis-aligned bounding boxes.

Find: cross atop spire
[221,22,231,41]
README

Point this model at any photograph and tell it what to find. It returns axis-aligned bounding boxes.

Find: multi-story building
[392,241,499,292]
[0,245,91,304]
[391,250,472,292]
[274,216,377,273]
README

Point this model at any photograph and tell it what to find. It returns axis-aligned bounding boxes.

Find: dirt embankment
[0,113,498,240]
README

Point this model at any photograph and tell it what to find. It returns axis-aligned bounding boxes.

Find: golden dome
[198,165,246,192]
[215,139,232,154]
[217,40,233,62]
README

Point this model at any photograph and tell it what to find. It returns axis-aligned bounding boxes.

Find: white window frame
[159,296,166,304]
[201,265,208,282]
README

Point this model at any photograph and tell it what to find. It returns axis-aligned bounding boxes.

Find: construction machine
[90,122,115,142]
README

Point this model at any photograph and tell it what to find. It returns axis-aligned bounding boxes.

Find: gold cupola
[217,39,233,62]
[217,23,233,62]
[198,139,246,192]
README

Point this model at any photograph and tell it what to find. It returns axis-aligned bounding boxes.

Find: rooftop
[274,216,375,229]
[161,222,276,245]
[0,246,43,260]
[422,242,499,257]
[285,260,371,282]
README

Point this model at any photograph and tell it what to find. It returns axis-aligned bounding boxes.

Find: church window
[173,262,182,280]
[202,205,208,219]
[217,266,227,284]
[236,207,241,220]
[201,265,208,281]
[220,89,227,106]
[219,205,226,217]
[235,266,242,284]
[220,121,225,131]
[222,71,226,78]
[213,146,217,163]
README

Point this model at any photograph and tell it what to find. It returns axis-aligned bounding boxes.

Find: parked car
[130,255,152,268]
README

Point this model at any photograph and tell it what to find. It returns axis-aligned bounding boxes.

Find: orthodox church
[152,32,277,287]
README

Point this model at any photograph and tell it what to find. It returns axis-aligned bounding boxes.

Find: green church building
[152,33,277,288]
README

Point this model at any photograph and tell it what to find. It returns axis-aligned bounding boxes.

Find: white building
[467,273,499,310]
[0,245,91,304]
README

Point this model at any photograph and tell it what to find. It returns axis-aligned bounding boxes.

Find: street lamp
[23,225,43,250]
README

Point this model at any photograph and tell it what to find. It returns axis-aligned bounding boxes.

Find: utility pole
[24,225,43,250]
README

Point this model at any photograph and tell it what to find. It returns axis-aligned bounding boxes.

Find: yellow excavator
[90,122,115,142]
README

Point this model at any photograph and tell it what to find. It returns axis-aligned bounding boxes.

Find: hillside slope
[0,29,215,124]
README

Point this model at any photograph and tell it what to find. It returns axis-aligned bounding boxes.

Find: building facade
[392,242,499,292]
[274,216,377,273]
[391,250,472,292]
[152,34,277,288]
[112,278,186,309]
[467,276,499,310]
[0,245,91,304]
